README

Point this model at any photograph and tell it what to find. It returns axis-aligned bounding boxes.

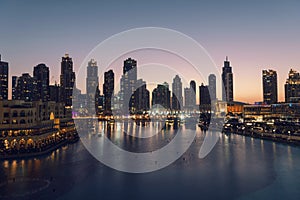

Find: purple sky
[1,0,300,103]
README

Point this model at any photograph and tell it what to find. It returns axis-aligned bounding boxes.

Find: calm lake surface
[1,121,300,200]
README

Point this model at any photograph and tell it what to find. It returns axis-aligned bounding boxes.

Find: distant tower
[222,56,233,102]
[60,54,75,107]
[172,75,183,111]
[208,74,216,101]
[103,69,114,113]
[15,73,37,102]
[190,80,196,106]
[152,82,171,109]
[120,58,137,113]
[285,69,300,103]
[132,79,150,113]
[12,76,18,100]
[33,63,50,102]
[184,88,191,108]
[86,59,99,113]
[49,82,60,102]
[184,80,196,109]
[199,83,210,105]
[0,55,9,100]
[262,69,278,104]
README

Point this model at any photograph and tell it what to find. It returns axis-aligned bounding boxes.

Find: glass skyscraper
[33,63,50,102]
[285,69,300,103]
[0,55,9,100]
[262,69,278,104]
[60,54,75,107]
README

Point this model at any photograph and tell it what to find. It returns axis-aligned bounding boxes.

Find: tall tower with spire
[221,56,234,102]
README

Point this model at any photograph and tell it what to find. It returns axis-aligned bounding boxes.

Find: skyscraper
[199,83,210,105]
[184,87,191,108]
[120,58,137,113]
[184,80,196,110]
[285,69,300,103]
[0,55,9,100]
[172,75,183,111]
[49,82,60,102]
[12,76,18,100]
[15,73,38,102]
[103,69,114,113]
[152,82,171,110]
[33,63,50,102]
[262,69,278,104]
[189,80,196,107]
[132,79,150,113]
[86,59,99,113]
[73,84,86,112]
[95,86,103,115]
[208,74,216,101]
[222,57,233,102]
[60,54,75,107]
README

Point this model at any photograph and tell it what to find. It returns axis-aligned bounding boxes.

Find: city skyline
[1,1,300,103]
[3,54,300,106]
[3,52,299,104]
[2,2,300,199]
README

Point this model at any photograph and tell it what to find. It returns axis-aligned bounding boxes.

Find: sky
[1,0,300,103]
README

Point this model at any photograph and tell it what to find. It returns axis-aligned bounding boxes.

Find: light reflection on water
[0,121,300,199]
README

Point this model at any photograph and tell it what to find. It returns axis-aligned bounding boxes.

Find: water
[1,122,300,199]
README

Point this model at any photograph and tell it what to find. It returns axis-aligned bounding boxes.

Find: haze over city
[1,0,300,103]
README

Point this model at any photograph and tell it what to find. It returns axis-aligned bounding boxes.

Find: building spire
[226,56,228,61]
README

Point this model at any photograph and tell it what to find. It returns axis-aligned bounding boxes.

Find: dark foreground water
[1,122,300,200]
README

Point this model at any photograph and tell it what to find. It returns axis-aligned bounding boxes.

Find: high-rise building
[152,82,171,110]
[12,76,18,100]
[86,59,99,113]
[49,82,60,102]
[208,74,216,101]
[184,80,196,110]
[199,83,210,105]
[262,69,278,104]
[189,80,196,107]
[190,80,196,93]
[222,57,233,102]
[33,63,50,102]
[73,85,87,112]
[172,75,183,111]
[120,58,137,113]
[60,54,75,107]
[0,55,9,100]
[184,87,191,108]
[15,73,38,102]
[103,69,114,113]
[285,69,300,103]
[132,79,150,113]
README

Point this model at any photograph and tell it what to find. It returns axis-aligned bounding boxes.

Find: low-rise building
[0,100,76,156]
[243,103,300,122]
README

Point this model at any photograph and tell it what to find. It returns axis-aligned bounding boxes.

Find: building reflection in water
[2,119,300,200]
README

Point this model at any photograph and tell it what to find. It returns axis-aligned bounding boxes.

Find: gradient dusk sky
[1,0,300,103]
